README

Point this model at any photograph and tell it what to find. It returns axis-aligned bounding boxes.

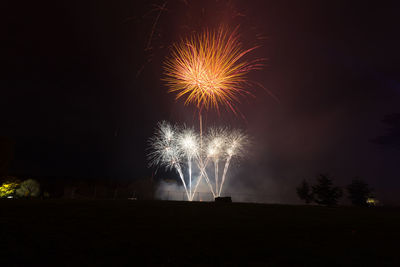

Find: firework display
[163,27,262,114]
[149,121,248,200]
[148,26,261,201]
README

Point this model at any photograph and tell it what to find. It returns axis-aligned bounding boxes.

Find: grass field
[0,199,399,266]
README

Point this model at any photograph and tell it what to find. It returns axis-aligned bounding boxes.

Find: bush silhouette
[0,180,20,198]
[16,179,40,198]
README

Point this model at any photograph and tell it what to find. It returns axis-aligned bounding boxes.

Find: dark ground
[0,200,399,266]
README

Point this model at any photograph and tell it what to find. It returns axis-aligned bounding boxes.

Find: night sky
[4,1,400,204]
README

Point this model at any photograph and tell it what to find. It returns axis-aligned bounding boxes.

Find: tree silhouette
[347,178,373,207]
[296,179,313,204]
[312,174,342,206]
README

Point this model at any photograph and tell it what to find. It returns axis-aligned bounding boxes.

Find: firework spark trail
[191,157,208,194]
[189,159,192,198]
[148,121,191,200]
[218,155,232,196]
[189,157,203,201]
[191,175,202,200]
[206,127,227,196]
[214,159,219,196]
[218,130,248,196]
[176,164,190,200]
[191,157,215,200]
[163,26,263,115]
[178,127,198,199]
[145,2,168,51]
[136,2,168,78]
[200,166,215,198]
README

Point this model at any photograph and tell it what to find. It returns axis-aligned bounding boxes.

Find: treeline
[0,175,156,200]
[296,174,376,207]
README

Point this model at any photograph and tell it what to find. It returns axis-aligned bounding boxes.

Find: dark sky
[3,0,400,204]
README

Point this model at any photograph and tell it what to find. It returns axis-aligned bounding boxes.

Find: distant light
[366,198,379,206]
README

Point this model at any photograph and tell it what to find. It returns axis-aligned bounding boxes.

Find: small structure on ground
[215,196,232,203]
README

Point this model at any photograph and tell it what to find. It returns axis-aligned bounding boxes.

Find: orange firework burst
[163,27,263,114]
